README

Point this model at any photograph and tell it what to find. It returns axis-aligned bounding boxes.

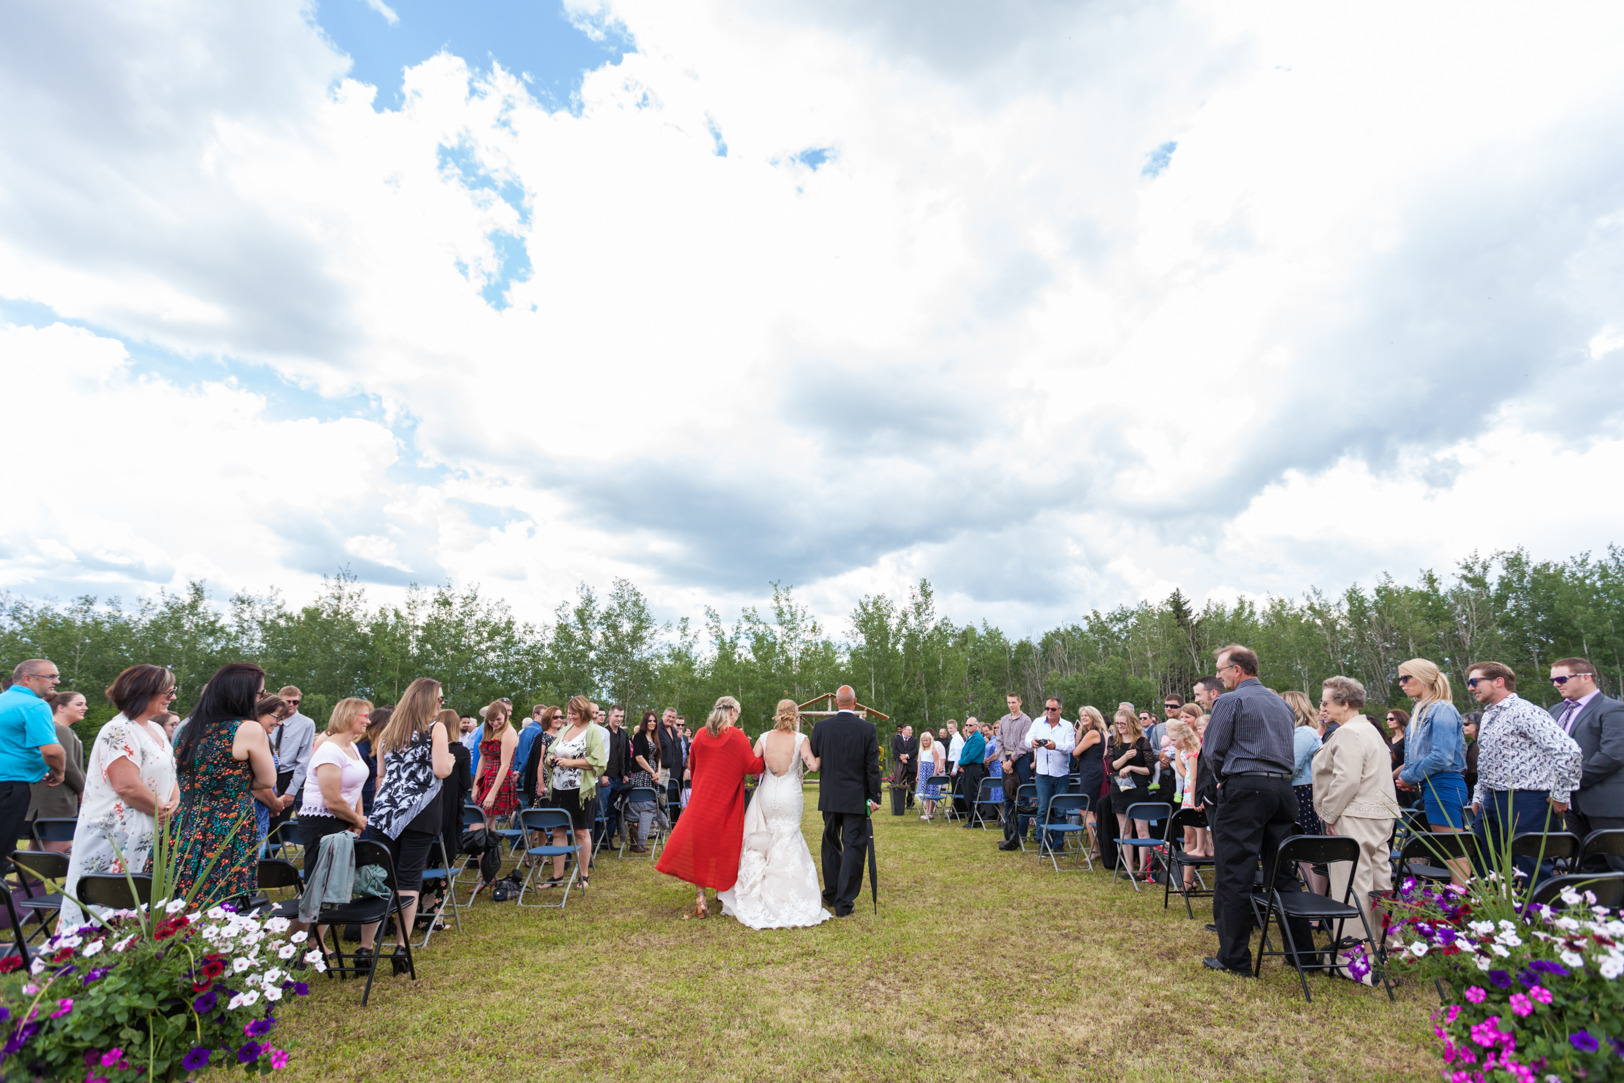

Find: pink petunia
[1446,1005,1461,1023]
[50,999,73,1019]
[269,1049,289,1070]
[1528,985,1552,1005]
[1465,986,1487,1004]
[1509,993,1533,1018]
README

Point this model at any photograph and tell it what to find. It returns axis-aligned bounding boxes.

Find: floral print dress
[60,714,177,927]
[170,720,258,906]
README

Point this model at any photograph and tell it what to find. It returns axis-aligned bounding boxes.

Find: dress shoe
[1202,957,1253,977]
[997,840,1019,852]
[1204,923,1218,933]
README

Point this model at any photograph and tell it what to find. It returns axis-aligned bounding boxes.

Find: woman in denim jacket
[1396,657,1469,881]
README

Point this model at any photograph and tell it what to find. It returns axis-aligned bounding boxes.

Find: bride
[719,699,831,928]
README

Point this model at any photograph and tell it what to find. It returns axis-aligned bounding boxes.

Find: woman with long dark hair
[625,709,661,852]
[171,663,277,905]
[369,678,453,966]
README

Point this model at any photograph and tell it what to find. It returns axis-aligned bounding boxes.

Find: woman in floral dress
[170,664,278,906]
[474,699,520,824]
[61,665,180,927]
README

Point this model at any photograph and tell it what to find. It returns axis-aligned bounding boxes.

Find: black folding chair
[1509,830,1581,871]
[517,808,581,908]
[1394,831,1472,884]
[267,819,303,865]
[1579,828,1624,872]
[1113,802,1172,890]
[1531,872,1624,909]
[9,850,68,943]
[1039,794,1092,871]
[76,873,153,910]
[310,840,415,1007]
[619,786,665,858]
[1013,784,1038,851]
[251,859,304,920]
[29,818,77,849]
[1163,806,1215,918]
[1249,834,1393,1003]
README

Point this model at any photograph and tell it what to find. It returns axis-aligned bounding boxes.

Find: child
[1167,719,1211,890]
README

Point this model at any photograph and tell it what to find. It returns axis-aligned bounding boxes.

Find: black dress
[1074,733,1105,815]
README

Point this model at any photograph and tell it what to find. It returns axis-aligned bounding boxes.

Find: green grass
[274,787,1438,1082]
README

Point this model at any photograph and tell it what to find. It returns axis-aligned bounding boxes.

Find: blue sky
[3,1,1624,635]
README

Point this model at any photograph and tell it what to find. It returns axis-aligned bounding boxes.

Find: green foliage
[3,547,1622,751]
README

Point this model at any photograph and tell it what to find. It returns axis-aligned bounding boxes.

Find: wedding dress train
[719,732,831,929]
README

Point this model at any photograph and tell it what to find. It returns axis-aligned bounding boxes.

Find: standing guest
[916,731,943,822]
[996,693,1035,852]
[1073,706,1108,849]
[1106,709,1154,873]
[370,678,454,965]
[435,708,472,866]
[954,719,988,827]
[251,695,299,850]
[153,712,182,741]
[1164,694,1186,726]
[890,724,917,810]
[513,705,548,800]
[1548,657,1624,868]
[270,685,314,838]
[1189,676,1226,814]
[656,696,766,917]
[59,665,180,926]
[520,705,564,807]
[658,707,686,825]
[1143,710,1167,752]
[29,692,87,840]
[357,705,391,819]
[1385,708,1411,770]
[1201,645,1313,978]
[1027,697,1075,851]
[627,710,662,852]
[1463,712,1482,794]
[1280,690,1323,835]
[297,698,371,865]
[600,706,632,847]
[1395,659,1467,865]
[1467,662,1582,881]
[1312,676,1398,960]
[0,660,67,869]
[171,663,278,906]
[945,719,963,778]
[936,727,948,750]
[1168,719,1211,890]
[474,699,520,830]
[539,696,608,891]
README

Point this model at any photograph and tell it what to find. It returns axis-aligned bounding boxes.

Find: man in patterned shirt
[1467,660,1581,882]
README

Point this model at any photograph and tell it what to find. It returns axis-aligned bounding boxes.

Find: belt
[1228,771,1289,779]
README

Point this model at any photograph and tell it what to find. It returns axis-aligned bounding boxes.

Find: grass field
[275,787,1439,1083]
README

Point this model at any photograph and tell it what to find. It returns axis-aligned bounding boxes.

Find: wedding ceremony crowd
[0,639,1615,980]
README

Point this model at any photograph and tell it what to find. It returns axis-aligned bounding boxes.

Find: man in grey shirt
[1201,646,1313,977]
[996,694,1034,851]
[271,684,315,832]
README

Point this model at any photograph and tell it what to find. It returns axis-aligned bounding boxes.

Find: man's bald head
[835,685,857,709]
[12,660,54,679]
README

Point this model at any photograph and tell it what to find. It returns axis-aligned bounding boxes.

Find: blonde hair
[1398,658,1453,734]
[773,699,800,733]
[1279,690,1317,729]
[482,699,513,743]
[1113,707,1143,742]
[435,708,459,738]
[706,695,740,738]
[919,730,933,749]
[1077,705,1106,734]
[327,697,373,737]
[377,678,441,757]
[1167,718,1198,752]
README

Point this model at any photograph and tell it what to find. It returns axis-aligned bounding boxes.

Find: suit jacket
[1552,693,1624,818]
[810,710,881,815]
[889,733,918,780]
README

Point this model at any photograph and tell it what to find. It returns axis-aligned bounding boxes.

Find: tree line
[4,546,1621,748]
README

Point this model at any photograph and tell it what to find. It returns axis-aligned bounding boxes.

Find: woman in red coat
[655,695,764,917]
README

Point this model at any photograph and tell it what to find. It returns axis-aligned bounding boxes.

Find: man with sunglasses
[1467,661,1580,881]
[269,685,314,835]
[0,660,67,873]
[1546,658,1624,868]
[1026,697,1075,852]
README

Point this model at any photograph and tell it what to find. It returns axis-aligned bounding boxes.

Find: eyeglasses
[25,672,61,681]
[1466,677,1495,689]
[1550,675,1586,686]
[1045,706,1060,713]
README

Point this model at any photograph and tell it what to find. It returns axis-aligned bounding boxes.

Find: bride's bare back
[757,729,817,776]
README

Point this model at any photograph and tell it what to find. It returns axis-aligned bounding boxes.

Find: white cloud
[3,0,1624,633]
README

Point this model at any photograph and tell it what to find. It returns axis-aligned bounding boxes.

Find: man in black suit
[1550,657,1624,870]
[809,685,882,916]
[890,724,918,809]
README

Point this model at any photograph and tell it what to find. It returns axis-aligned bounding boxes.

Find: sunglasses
[1550,675,1585,686]
[1466,677,1495,689]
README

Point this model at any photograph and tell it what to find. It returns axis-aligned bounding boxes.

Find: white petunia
[1601,957,1624,980]
[112,934,136,953]
[264,917,290,933]
[277,944,296,960]
[29,958,45,975]
[227,993,246,1010]
[1497,933,1523,948]
[264,987,283,1002]
[1475,955,1492,971]
[289,931,307,944]
[262,968,283,984]
[1561,950,1584,967]
[81,940,103,958]
[206,906,227,920]
[1409,942,1430,957]
[1491,945,1511,957]
[303,950,323,965]
[1499,919,1517,932]
[1562,888,1585,906]
[165,898,186,914]
[233,957,252,973]
[238,989,260,1007]
[1469,921,1496,935]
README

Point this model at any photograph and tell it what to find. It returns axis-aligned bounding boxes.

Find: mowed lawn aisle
[276,784,1436,1082]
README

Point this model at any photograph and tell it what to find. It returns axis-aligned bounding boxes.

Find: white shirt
[1026,717,1076,777]
[947,733,965,767]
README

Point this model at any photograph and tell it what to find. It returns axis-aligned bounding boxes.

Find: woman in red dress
[655,695,764,917]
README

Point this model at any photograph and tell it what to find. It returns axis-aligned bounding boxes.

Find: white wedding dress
[719,732,831,929]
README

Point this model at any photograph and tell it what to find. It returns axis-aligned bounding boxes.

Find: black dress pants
[0,781,31,874]
[820,811,869,916]
[958,763,987,824]
[1211,775,1315,971]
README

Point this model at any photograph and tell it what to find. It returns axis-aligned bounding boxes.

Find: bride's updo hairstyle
[706,695,741,738]
[772,699,800,733]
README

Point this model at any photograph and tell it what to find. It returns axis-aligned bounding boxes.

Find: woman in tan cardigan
[1312,675,1398,948]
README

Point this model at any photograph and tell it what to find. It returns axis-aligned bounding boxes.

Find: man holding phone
[1026,697,1075,852]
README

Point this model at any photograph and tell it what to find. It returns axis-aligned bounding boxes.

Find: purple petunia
[244,1018,274,1038]
[1516,967,1540,988]
[3,1022,41,1055]
[181,1047,211,1072]
[81,968,110,985]
[237,1042,262,1064]
[1488,970,1513,989]
[1611,1037,1624,1059]
[1530,959,1570,977]
[192,990,217,1014]
[1571,1030,1600,1053]
[292,982,309,997]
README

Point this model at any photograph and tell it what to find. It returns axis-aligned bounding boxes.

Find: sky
[3,0,1624,637]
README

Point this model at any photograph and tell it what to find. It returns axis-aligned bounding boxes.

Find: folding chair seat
[518,808,581,908]
[1014,784,1038,851]
[1509,830,1580,872]
[1038,795,1092,872]
[1530,872,1624,909]
[76,873,153,910]
[9,850,68,942]
[1113,802,1172,890]
[1162,806,1215,918]
[1579,828,1624,872]
[620,786,665,858]
[1394,831,1471,885]
[310,840,416,1006]
[926,777,957,823]
[1249,834,1393,1003]
[251,858,304,920]
[466,803,524,857]
[973,777,1002,830]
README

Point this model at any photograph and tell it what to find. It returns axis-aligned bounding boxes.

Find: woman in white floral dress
[60,665,179,927]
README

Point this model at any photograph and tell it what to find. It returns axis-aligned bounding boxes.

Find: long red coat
[655,725,765,891]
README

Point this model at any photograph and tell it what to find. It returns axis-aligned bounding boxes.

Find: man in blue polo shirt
[0,660,68,871]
